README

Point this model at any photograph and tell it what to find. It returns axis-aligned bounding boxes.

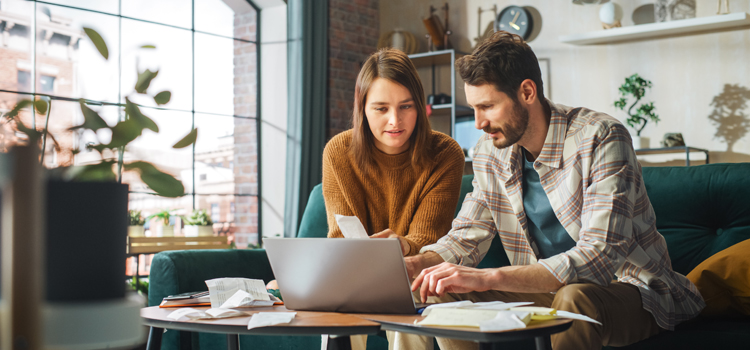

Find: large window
[0,0,261,247]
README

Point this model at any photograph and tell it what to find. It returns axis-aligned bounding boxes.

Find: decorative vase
[128,225,145,237]
[184,225,213,237]
[157,225,174,237]
[633,136,650,150]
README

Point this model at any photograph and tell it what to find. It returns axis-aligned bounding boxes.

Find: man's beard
[483,100,530,149]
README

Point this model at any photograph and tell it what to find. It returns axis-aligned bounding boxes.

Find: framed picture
[538,58,551,100]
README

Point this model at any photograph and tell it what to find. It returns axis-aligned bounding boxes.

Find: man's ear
[518,79,537,106]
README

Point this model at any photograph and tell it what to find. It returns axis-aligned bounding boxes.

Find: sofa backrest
[642,163,750,275]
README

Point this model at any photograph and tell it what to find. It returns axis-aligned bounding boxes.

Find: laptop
[264,238,425,314]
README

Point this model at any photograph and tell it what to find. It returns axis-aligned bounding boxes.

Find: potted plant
[1,28,197,302]
[182,209,214,237]
[614,73,660,149]
[128,210,146,237]
[148,210,174,237]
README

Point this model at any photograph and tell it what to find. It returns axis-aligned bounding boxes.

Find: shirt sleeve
[420,176,498,266]
[538,124,636,286]
[401,142,465,255]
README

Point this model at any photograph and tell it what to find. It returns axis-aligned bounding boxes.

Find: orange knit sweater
[322,129,465,255]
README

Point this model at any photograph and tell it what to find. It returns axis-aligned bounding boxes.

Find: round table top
[141,305,382,336]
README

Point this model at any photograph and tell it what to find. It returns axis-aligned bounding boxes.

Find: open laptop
[264,238,425,314]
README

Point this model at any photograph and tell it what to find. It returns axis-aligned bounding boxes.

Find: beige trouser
[393,282,663,350]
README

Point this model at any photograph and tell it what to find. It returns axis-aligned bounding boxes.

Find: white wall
[381,0,750,165]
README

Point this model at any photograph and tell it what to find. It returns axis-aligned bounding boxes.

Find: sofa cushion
[297,184,328,238]
[642,164,750,275]
[687,238,750,316]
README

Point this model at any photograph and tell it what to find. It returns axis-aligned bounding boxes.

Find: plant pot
[156,226,174,237]
[184,225,213,237]
[128,225,145,237]
[633,136,650,150]
[46,179,128,302]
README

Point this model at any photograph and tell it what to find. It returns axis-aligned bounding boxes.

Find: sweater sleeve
[402,137,465,255]
[322,141,354,239]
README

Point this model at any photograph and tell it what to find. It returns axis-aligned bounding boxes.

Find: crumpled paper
[247,312,297,330]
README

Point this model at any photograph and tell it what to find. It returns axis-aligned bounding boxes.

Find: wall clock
[494,5,534,40]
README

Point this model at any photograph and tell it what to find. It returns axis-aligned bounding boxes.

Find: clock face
[495,6,533,40]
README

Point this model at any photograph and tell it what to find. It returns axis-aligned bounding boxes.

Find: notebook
[264,238,423,314]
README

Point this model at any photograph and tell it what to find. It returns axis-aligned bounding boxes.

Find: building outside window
[0,0,261,247]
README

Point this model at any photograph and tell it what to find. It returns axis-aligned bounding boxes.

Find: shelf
[559,12,750,45]
[634,146,709,166]
[409,49,465,68]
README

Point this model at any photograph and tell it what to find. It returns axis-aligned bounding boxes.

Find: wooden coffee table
[361,313,573,350]
[141,305,381,350]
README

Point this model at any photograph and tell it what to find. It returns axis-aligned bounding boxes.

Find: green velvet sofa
[148,163,750,349]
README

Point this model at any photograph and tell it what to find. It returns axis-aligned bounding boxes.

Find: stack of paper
[417,301,601,332]
[205,277,280,308]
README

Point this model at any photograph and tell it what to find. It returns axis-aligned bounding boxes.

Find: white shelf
[560,12,750,45]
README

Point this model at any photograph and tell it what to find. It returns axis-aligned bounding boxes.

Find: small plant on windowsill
[182,209,214,237]
[128,210,146,237]
[614,73,660,149]
[147,209,174,237]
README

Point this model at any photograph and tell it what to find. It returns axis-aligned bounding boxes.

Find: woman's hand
[371,229,411,256]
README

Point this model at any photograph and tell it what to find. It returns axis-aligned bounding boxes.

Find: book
[159,295,212,308]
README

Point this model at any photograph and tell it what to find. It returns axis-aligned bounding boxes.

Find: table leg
[326,335,352,350]
[227,334,240,350]
[479,342,493,350]
[146,327,163,350]
[534,335,552,350]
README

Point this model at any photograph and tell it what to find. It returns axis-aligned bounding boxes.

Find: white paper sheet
[479,311,531,332]
[420,301,474,316]
[555,310,602,325]
[219,290,277,309]
[418,308,501,327]
[167,308,203,320]
[335,214,369,239]
[247,312,297,330]
[205,278,271,308]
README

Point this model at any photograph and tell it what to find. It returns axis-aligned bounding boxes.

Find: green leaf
[83,27,109,60]
[65,162,117,182]
[125,161,184,198]
[135,69,158,94]
[141,44,156,49]
[153,91,171,105]
[125,98,159,132]
[173,128,197,149]
[15,119,41,141]
[71,100,109,131]
[108,118,143,148]
[34,99,48,115]
[3,99,32,120]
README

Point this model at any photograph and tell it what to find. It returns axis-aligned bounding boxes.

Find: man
[403,31,705,350]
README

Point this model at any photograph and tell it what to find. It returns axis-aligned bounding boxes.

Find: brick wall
[233,9,259,248]
[327,0,379,139]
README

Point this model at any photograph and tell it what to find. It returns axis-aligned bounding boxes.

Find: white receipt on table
[220,289,276,308]
[335,214,369,239]
[167,308,203,320]
[205,278,271,308]
[479,311,531,332]
[247,312,297,330]
[167,307,247,320]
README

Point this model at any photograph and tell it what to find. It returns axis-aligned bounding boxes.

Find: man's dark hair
[456,31,545,103]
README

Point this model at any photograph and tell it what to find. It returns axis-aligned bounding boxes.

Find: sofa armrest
[148,249,275,307]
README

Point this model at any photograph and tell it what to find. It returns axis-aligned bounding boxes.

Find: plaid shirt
[421,101,704,330]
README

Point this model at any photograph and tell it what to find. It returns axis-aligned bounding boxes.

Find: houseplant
[182,209,214,237]
[614,73,660,149]
[2,27,197,302]
[148,210,174,237]
[128,210,146,237]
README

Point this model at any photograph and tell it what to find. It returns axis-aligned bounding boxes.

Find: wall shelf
[559,12,750,45]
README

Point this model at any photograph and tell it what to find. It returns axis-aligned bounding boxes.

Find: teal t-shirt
[522,150,576,259]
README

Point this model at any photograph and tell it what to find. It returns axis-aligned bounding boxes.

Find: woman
[323,47,465,256]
